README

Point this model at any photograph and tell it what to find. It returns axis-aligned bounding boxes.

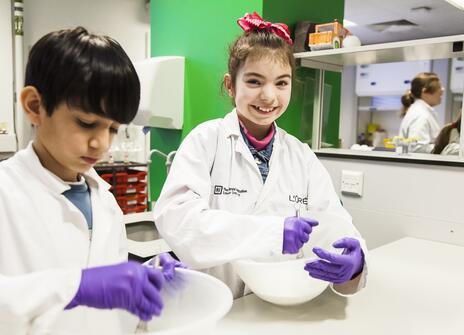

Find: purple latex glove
[304,237,364,284]
[158,253,188,281]
[282,216,319,254]
[65,261,164,321]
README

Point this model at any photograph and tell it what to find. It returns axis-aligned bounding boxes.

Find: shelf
[294,34,464,72]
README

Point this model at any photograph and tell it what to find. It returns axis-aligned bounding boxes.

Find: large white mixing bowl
[125,268,233,334]
[233,248,329,306]
[233,212,357,306]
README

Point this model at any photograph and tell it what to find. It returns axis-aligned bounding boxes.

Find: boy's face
[228,56,292,134]
[33,102,120,182]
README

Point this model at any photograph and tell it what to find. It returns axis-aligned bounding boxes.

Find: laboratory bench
[216,237,464,335]
[0,152,14,161]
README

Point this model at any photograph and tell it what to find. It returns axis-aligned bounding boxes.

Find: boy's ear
[223,74,234,97]
[20,86,44,126]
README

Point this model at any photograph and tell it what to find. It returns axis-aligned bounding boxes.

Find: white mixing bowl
[233,212,358,306]
[233,247,329,306]
[125,268,233,334]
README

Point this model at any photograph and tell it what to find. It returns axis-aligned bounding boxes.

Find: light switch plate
[341,170,363,196]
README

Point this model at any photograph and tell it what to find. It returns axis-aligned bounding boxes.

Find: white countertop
[216,237,464,335]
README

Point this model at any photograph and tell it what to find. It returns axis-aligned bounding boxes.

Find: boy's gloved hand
[282,216,319,254]
[158,252,188,281]
[304,237,364,284]
[65,261,164,321]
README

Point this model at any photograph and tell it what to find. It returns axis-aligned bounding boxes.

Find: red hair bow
[237,12,293,45]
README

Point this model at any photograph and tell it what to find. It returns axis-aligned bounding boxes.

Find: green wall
[149,0,344,200]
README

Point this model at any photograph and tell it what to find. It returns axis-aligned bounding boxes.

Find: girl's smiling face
[225,56,292,138]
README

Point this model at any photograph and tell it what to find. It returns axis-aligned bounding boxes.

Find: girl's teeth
[256,106,274,112]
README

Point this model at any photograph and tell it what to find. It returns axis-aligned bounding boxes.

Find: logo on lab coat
[288,194,308,205]
[213,185,248,197]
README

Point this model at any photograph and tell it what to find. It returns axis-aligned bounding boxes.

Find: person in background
[0,27,184,334]
[399,72,444,153]
[432,115,461,155]
[154,12,368,299]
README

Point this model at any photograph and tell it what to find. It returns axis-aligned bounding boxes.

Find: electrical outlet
[341,170,363,196]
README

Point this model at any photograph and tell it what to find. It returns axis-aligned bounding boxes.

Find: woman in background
[432,115,461,155]
[399,72,443,153]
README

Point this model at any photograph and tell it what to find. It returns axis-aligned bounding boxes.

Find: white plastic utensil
[295,205,304,259]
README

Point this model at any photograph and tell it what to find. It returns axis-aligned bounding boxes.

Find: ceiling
[344,0,464,44]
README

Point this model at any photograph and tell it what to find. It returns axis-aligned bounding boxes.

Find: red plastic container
[116,194,147,207]
[112,182,147,196]
[101,170,147,184]
[121,204,148,214]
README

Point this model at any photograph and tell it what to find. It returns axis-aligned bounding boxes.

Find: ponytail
[401,91,415,117]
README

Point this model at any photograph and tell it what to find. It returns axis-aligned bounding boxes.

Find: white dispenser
[133,56,185,129]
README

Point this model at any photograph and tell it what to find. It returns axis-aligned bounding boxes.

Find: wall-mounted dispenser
[132,56,184,129]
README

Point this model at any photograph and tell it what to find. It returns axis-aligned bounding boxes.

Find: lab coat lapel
[255,130,282,205]
[223,110,262,178]
[84,170,113,266]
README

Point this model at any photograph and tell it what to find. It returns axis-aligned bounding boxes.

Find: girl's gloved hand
[65,261,164,321]
[282,216,319,254]
[158,252,188,281]
[304,237,364,284]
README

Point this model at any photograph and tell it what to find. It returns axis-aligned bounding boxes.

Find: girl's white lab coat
[399,99,441,153]
[154,110,368,298]
[0,143,129,335]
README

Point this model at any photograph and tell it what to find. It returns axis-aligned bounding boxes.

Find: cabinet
[95,162,148,214]
[450,57,464,94]
[355,60,431,96]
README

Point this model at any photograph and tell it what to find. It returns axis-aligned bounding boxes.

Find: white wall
[23,0,150,63]
[18,0,150,158]
[320,157,464,249]
[0,0,14,133]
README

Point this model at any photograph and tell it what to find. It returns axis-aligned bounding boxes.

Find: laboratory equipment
[132,57,185,129]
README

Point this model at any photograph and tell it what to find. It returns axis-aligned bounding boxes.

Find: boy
[0,27,176,334]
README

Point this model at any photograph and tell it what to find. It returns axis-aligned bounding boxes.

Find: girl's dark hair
[226,30,296,89]
[400,72,441,117]
[25,27,140,124]
[432,115,461,154]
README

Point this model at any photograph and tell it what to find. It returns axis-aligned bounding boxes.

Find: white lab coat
[154,110,368,298]
[0,143,131,335]
[399,99,441,153]
[441,128,460,155]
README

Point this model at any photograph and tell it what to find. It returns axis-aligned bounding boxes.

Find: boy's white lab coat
[0,143,130,334]
[154,110,367,298]
[399,99,440,153]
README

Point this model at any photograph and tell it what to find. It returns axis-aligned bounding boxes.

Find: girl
[154,12,367,299]
[399,72,443,153]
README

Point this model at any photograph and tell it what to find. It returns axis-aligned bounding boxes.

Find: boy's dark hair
[25,27,140,124]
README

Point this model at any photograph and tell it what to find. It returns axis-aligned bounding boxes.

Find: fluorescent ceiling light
[343,19,358,27]
[445,0,464,10]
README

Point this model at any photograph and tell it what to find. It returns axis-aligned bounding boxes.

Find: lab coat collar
[223,109,281,144]
[222,109,283,185]
[415,99,435,113]
[20,142,110,195]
